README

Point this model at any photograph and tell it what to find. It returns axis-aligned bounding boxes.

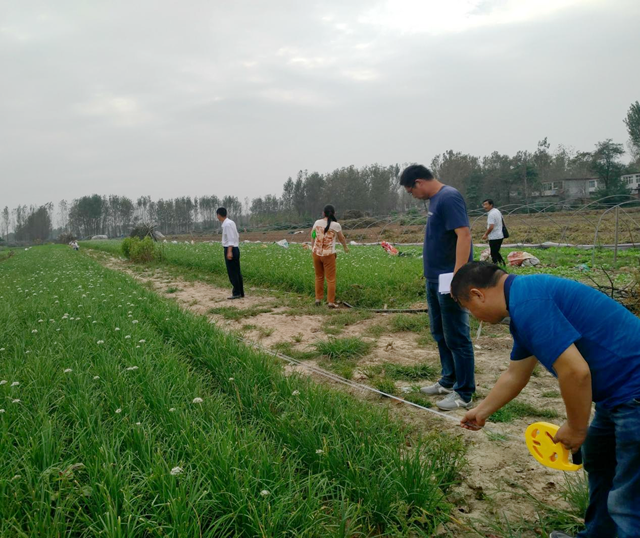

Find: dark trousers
[426,281,476,402]
[489,238,505,265]
[223,246,244,297]
[578,399,640,538]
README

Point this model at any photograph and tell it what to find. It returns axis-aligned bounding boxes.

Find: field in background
[159,205,640,247]
[81,240,639,308]
[0,245,465,536]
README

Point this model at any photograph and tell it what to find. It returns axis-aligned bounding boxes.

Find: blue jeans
[426,281,475,402]
[578,398,640,538]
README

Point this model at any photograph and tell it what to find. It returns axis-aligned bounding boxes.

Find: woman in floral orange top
[310,205,349,308]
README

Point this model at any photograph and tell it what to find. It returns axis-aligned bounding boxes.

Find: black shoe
[227,295,242,300]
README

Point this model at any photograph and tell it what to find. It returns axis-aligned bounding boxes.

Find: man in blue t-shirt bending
[400,165,475,410]
[451,261,640,538]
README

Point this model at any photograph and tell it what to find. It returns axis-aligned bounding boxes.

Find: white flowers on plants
[228,377,234,381]
[12,399,20,404]
[93,376,100,380]
[63,368,73,373]
[0,409,4,413]
[138,339,145,343]
[170,466,183,476]
[292,390,300,396]
[11,382,19,387]
[97,340,104,344]
[126,366,139,371]
[169,408,176,412]
[32,329,37,333]
[316,449,324,455]
[125,335,131,339]
[192,397,203,404]
[260,490,270,497]
[0,380,6,385]
[115,408,122,414]
[132,320,138,324]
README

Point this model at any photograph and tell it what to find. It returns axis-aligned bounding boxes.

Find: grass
[364,324,386,337]
[207,305,273,320]
[390,313,430,332]
[82,240,639,310]
[416,333,435,347]
[490,400,560,423]
[321,311,373,335]
[270,342,318,361]
[165,286,181,293]
[471,472,588,537]
[315,336,374,360]
[383,362,437,381]
[404,392,434,408]
[372,377,397,395]
[542,390,561,398]
[0,244,466,536]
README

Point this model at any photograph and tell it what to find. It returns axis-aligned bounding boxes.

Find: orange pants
[313,253,337,303]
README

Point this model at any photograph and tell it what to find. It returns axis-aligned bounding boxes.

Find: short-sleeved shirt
[221,219,240,247]
[487,208,504,240]
[312,219,342,256]
[507,274,640,409]
[423,185,473,282]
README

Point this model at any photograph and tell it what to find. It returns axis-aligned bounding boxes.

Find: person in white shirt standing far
[216,207,244,300]
[482,199,505,265]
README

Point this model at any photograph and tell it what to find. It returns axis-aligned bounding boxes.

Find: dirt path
[87,250,577,536]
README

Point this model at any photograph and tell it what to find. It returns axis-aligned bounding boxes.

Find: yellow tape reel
[525,422,583,472]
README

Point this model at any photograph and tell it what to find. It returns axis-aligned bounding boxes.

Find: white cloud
[341,68,379,82]
[358,0,588,35]
[75,94,150,127]
[259,88,332,107]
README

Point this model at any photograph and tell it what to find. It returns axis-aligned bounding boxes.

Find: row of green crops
[0,245,465,537]
[81,240,639,307]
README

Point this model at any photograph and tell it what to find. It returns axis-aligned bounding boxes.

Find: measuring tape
[239,336,583,472]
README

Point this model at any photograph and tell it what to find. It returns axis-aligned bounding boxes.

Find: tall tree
[15,204,53,242]
[281,177,294,213]
[623,101,640,160]
[2,206,9,239]
[591,139,626,191]
[430,150,480,197]
[302,172,324,218]
[57,200,69,232]
[366,164,398,215]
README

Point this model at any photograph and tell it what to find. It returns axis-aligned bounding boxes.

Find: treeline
[252,138,638,224]
[2,100,639,242]
[1,195,244,242]
[251,164,409,225]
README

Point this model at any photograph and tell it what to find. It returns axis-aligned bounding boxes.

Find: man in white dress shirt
[216,207,244,299]
[482,199,505,265]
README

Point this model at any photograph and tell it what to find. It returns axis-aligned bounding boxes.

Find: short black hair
[399,164,434,187]
[450,261,506,302]
[216,207,227,217]
[482,199,494,206]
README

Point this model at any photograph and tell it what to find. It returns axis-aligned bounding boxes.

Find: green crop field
[0,246,465,536]
[81,240,639,308]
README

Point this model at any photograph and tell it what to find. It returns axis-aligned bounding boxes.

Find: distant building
[538,177,599,203]
[621,173,640,198]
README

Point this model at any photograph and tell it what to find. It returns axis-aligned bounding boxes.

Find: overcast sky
[2,0,639,211]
